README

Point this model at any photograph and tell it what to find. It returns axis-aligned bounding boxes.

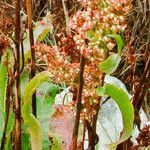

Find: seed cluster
[36,0,131,121]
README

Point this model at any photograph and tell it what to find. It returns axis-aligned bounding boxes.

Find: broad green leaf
[22,71,51,150]
[0,52,8,114]
[106,34,124,55]
[97,84,134,148]
[98,54,121,74]
[37,82,60,149]
[22,124,31,150]
[0,52,8,140]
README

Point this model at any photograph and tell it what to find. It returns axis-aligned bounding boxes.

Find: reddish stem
[71,55,85,150]
[26,0,36,117]
[14,0,21,149]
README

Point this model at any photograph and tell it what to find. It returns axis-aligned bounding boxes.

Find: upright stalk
[71,55,85,150]
[26,0,36,117]
[14,0,21,149]
[88,50,109,149]
[62,0,70,34]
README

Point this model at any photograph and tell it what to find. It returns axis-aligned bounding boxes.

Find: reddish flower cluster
[36,0,131,120]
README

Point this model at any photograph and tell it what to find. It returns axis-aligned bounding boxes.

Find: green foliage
[4,113,15,149]
[22,71,52,150]
[0,52,8,139]
[0,51,14,149]
[0,52,8,114]
[23,16,53,52]
[98,33,124,75]
[106,34,124,54]
[6,113,14,135]
[37,82,60,149]
[37,82,60,105]
[49,134,62,150]
[37,29,50,42]
[96,84,134,148]
[98,54,121,74]
[22,124,31,150]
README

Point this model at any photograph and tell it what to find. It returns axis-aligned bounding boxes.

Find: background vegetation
[0,0,149,150]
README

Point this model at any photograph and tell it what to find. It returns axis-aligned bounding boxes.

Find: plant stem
[88,75,105,150]
[62,0,70,34]
[26,0,36,117]
[88,49,109,149]
[71,55,85,150]
[14,0,21,149]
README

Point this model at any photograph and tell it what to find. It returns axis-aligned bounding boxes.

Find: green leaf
[22,71,51,150]
[0,52,8,114]
[34,21,52,42]
[22,124,31,150]
[37,29,50,42]
[24,50,31,64]
[98,54,121,74]
[6,112,14,135]
[0,52,8,140]
[96,86,106,96]
[20,71,29,96]
[97,84,134,147]
[4,136,11,150]
[3,112,15,149]
[106,34,124,55]
[37,82,60,104]
[37,82,60,149]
